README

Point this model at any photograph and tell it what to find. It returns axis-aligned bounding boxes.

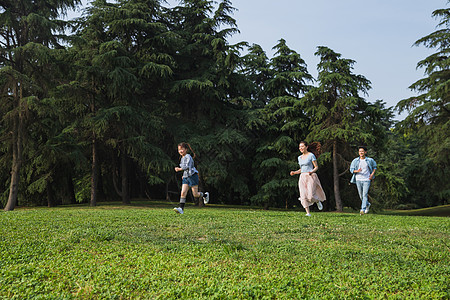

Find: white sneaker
[305,213,311,217]
[317,201,323,210]
[360,210,365,215]
[173,207,184,214]
[364,203,371,214]
[203,192,210,204]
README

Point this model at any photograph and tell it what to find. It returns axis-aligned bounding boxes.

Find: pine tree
[396,4,450,204]
[165,0,252,205]
[56,0,174,206]
[303,46,385,212]
[0,0,80,211]
[251,39,313,208]
[240,44,273,107]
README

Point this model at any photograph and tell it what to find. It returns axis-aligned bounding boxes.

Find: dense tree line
[1,0,448,211]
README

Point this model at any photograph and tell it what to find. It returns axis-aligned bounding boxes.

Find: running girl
[290,141,326,216]
[174,142,209,214]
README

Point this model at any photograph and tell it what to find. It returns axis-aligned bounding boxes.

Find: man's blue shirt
[350,157,377,184]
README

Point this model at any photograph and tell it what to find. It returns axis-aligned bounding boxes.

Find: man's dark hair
[358,146,367,151]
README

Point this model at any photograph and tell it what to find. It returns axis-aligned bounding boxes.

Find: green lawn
[1,203,449,299]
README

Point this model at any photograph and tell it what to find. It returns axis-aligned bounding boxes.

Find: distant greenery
[1,204,448,299]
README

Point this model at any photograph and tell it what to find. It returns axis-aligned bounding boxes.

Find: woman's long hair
[178,142,196,159]
[299,141,322,159]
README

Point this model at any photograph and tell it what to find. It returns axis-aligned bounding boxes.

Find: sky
[72,0,447,120]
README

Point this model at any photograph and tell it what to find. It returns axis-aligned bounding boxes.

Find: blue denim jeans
[356,180,371,211]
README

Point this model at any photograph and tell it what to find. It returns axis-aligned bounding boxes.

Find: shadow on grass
[12,199,449,217]
[382,204,450,217]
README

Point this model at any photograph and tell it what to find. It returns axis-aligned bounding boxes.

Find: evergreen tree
[396,4,450,205]
[165,0,251,205]
[251,39,313,208]
[0,0,80,211]
[303,47,388,211]
[57,0,173,206]
[239,43,271,108]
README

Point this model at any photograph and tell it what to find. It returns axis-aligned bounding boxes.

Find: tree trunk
[5,85,24,211]
[121,152,130,204]
[333,140,343,212]
[90,138,98,207]
[47,178,55,207]
[5,151,21,211]
[67,174,77,204]
[139,170,145,199]
[165,180,170,201]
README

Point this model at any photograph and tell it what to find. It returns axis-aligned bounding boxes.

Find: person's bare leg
[174,184,189,214]
[305,205,311,216]
[191,185,202,198]
[181,184,189,198]
[191,185,206,206]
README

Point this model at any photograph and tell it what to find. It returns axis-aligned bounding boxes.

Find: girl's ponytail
[300,141,322,159]
[186,143,196,160]
[308,142,322,159]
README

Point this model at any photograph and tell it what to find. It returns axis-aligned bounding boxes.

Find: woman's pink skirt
[298,173,326,208]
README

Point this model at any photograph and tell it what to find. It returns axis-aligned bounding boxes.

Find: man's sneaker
[360,210,365,215]
[317,201,323,210]
[203,192,210,204]
[173,207,184,214]
[364,203,371,214]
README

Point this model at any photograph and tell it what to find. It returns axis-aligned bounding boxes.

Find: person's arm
[290,169,301,176]
[350,159,361,173]
[309,160,319,175]
[175,156,189,172]
[350,159,356,173]
[291,156,302,176]
[369,159,377,180]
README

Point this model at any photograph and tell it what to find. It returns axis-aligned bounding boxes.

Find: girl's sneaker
[173,207,184,214]
[305,213,311,217]
[203,192,210,204]
[317,201,323,210]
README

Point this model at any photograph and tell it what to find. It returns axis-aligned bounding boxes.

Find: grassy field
[0,202,449,299]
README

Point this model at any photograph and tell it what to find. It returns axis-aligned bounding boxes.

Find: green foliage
[378,131,449,208]
[0,205,448,298]
[162,0,255,205]
[302,47,394,210]
[304,46,375,148]
[395,4,450,207]
[248,39,312,208]
[396,6,449,166]
[0,0,447,210]
[0,0,83,209]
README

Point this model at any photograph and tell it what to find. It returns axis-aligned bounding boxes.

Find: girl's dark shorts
[182,173,199,187]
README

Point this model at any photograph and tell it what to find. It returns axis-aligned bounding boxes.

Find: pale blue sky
[73,0,447,119]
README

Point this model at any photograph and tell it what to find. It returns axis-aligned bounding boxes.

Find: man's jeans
[356,180,371,210]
